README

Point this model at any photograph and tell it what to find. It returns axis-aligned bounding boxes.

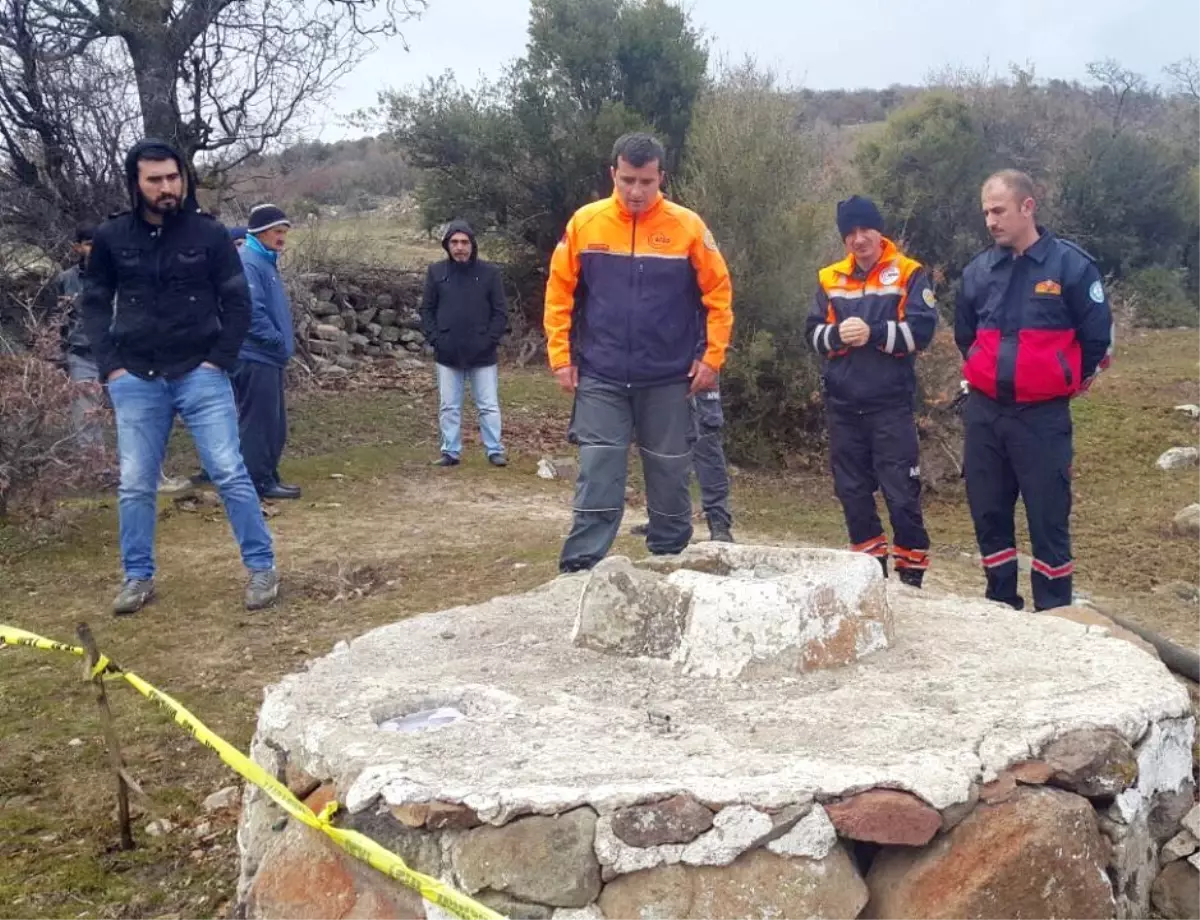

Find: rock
[365,346,382,358]
[324,314,346,330]
[537,457,579,482]
[550,908,603,920]
[246,820,426,919]
[308,337,349,357]
[450,808,601,908]
[1158,447,1200,471]
[389,801,479,831]
[1150,786,1199,842]
[1100,801,1159,919]
[979,772,1017,804]
[318,364,349,378]
[865,787,1114,919]
[356,307,378,327]
[309,300,338,318]
[1174,504,1200,537]
[380,326,402,344]
[349,333,370,353]
[598,845,868,920]
[1175,404,1200,419]
[765,804,838,859]
[474,891,553,919]
[1164,830,1200,861]
[1045,606,1160,660]
[1184,805,1200,838]
[940,783,980,831]
[610,795,714,847]
[404,341,421,353]
[280,767,319,801]
[400,329,424,345]
[312,323,345,341]
[680,805,774,866]
[376,294,394,309]
[145,819,175,837]
[824,788,942,846]
[366,322,383,338]
[1152,859,1200,920]
[573,557,691,660]
[334,355,358,371]
[1114,718,1195,824]
[314,287,335,302]
[203,785,241,813]
[1040,728,1140,798]
[1008,759,1053,785]
[377,308,398,326]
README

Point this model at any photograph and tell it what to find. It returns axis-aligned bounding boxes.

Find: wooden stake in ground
[77,622,135,850]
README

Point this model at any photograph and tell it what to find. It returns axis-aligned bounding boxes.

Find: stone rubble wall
[285,270,431,377]
[240,715,1199,920]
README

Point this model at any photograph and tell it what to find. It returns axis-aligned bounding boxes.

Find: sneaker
[158,473,194,496]
[245,569,280,610]
[628,522,649,537]
[488,453,508,467]
[898,568,925,589]
[113,578,155,616]
[433,453,460,467]
[708,524,734,543]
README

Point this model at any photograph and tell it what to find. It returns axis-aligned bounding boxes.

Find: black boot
[987,591,1026,611]
[708,523,734,543]
[898,568,925,589]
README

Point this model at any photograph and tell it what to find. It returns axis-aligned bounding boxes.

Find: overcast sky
[317,0,1199,139]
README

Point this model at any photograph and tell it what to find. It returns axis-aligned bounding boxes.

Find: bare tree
[1085,58,1152,134]
[1164,56,1199,103]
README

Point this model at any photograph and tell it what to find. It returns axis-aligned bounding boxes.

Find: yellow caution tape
[0,623,503,920]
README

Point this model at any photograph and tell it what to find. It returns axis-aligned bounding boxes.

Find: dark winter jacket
[955,229,1113,404]
[237,234,295,368]
[420,220,507,370]
[56,263,91,357]
[80,138,252,381]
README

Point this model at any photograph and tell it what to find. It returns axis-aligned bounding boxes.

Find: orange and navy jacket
[805,237,937,412]
[954,229,1113,404]
[544,190,733,386]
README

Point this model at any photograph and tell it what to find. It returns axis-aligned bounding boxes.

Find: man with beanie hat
[232,204,299,500]
[81,138,279,614]
[806,195,938,586]
[420,219,509,466]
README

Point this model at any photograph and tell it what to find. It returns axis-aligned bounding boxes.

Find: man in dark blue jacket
[232,205,299,500]
[806,196,939,586]
[955,169,1113,612]
[82,138,278,614]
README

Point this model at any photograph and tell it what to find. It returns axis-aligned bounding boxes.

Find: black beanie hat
[247,203,291,234]
[836,195,885,238]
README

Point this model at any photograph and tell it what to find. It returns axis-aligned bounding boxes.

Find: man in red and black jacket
[955,169,1113,612]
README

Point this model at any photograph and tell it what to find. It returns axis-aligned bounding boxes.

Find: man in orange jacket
[544,132,734,572]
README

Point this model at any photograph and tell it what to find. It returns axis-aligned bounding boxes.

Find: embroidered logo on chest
[879,266,901,285]
[648,231,672,250]
[1034,279,1062,296]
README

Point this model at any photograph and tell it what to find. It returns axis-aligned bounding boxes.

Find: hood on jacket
[123,137,200,217]
[441,219,478,262]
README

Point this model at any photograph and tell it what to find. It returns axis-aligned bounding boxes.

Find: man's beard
[145,194,180,215]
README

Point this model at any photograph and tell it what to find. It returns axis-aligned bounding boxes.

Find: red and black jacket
[954,230,1113,404]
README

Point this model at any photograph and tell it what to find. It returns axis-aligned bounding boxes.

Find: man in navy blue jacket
[233,204,299,500]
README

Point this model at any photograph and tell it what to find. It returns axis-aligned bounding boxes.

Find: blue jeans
[436,363,503,459]
[106,365,275,580]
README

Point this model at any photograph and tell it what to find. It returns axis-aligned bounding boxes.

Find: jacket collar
[610,188,665,221]
[989,226,1054,269]
[245,233,278,264]
[831,236,901,278]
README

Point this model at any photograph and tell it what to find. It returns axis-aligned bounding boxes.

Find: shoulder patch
[1088,280,1105,303]
[702,228,718,252]
[922,287,937,308]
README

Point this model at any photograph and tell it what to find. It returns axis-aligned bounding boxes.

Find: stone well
[238,544,1197,920]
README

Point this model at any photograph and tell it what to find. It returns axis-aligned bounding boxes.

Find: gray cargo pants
[560,375,695,572]
[692,388,732,530]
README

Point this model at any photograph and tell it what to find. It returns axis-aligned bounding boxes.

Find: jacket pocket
[1056,350,1073,388]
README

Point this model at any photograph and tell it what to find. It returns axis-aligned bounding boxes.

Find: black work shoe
[987,592,1026,611]
[898,568,925,589]
[433,453,460,467]
[629,523,649,537]
[487,453,508,467]
[877,556,889,578]
[259,483,302,500]
[708,524,734,543]
[559,560,595,574]
[113,578,155,616]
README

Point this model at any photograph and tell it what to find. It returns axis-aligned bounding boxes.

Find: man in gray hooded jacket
[420,220,509,467]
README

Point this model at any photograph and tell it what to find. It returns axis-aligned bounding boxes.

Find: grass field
[0,329,1196,918]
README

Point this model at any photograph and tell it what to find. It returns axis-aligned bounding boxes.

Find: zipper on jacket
[150,225,162,377]
[627,213,637,388]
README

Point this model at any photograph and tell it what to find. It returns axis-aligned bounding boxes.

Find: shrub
[1122,266,1199,328]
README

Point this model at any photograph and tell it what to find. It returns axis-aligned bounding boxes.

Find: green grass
[0,332,1196,918]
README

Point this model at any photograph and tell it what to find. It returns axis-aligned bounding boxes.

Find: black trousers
[963,391,1073,611]
[231,360,287,492]
[827,407,929,571]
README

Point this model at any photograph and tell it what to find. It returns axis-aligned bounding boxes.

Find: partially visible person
[955,169,1113,611]
[545,132,734,572]
[805,195,938,586]
[81,137,278,614]
[231,204,300,500]
[230,226,247,248]
[420,219,508,467]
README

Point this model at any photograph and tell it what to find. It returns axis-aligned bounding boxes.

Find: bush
[1123,266,1199,328]
[0,322,112,519]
